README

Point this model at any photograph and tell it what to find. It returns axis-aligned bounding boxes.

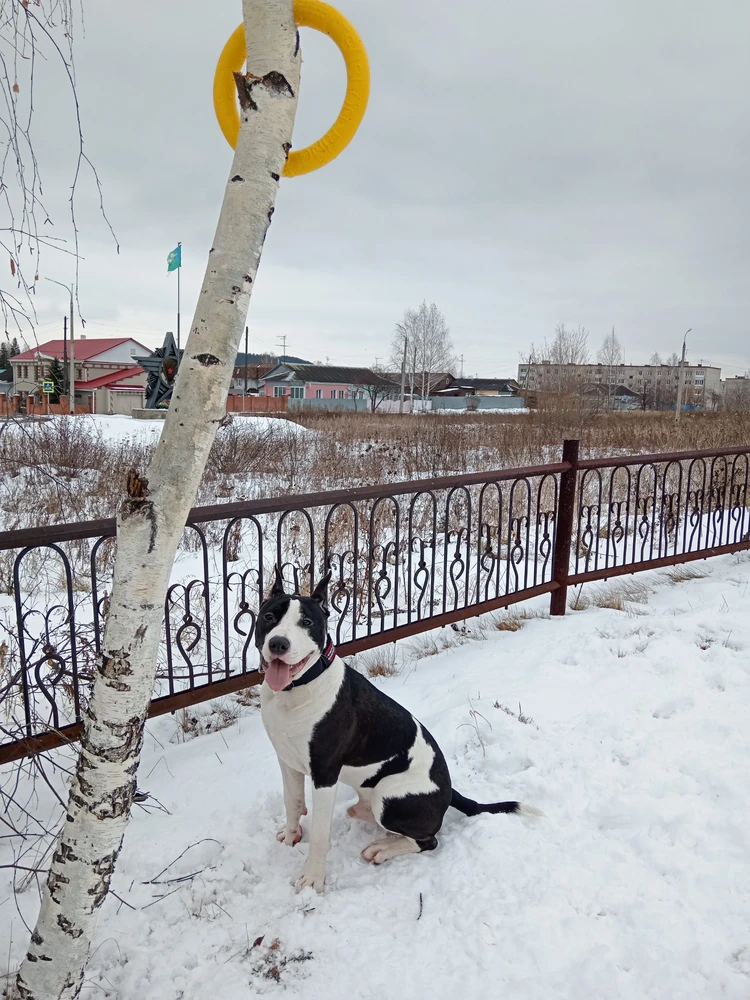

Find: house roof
[74,366,145,390]
[234,353,310,366]
[583,382,641,398]
[444,377,519,393]
[234,363,276,379]
[383,371,453,385]
[12,337,148,362]
[263,364,397,386]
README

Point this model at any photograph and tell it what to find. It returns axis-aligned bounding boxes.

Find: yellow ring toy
[213,0,370,177]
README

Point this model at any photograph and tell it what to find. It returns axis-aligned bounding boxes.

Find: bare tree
[529,323,590,395]
[640,379,670,412]
[666,352,681,368]
[707,387,725,412]
[0,0,117,344]
[550,323,590,366]
[13,2,300,997]
[722,379,750,412]
[596,327,623,410]
[597,327,623,367]
[649,351,663,366]
[356,365,398,412]
[517,343,541,389]
[390,301,455,400]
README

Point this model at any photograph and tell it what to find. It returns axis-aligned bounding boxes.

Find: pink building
[261,363,396,402]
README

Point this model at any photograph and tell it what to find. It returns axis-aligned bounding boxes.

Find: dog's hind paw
[361,836,422,864]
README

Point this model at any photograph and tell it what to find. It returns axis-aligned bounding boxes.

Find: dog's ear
[309,570,331,613]
[268,565,285,598]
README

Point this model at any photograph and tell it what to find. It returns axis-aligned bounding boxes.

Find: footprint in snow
[652,695,695,719]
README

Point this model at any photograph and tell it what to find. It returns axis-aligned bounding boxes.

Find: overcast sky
[20,0,750,377]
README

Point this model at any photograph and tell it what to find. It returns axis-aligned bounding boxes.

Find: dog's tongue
[264,658,293,692]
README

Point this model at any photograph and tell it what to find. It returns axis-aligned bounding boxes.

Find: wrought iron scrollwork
[4,444,750,759]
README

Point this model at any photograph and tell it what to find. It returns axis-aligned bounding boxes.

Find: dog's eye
[300,618,312,627]
[263,612,275,622]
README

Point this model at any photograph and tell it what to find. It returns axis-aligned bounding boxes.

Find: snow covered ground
[1,412,309,445]
[3,551,750,998]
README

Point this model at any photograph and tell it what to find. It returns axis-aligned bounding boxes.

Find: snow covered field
[3,551,750,998]
[1,413,309,446]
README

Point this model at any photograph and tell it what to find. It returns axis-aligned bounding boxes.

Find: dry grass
[493,611,526,632]
[359,644,399,678]
[2,409,749,530]
[491,607,548,631]
[407,634,442,660]
[667,564,708,584]
[235,685,261,708]
[570,578,650,612]
[173,697,249,742]
[493,700,538,728]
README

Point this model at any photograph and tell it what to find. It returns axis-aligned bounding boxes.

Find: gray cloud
[24,0,750,376]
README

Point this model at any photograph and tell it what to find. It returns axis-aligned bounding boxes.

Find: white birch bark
[14,2,299,996]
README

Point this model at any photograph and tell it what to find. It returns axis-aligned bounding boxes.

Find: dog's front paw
[277,825,303,846]
[294,865,326,893]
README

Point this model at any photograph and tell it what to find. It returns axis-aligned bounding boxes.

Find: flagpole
[177,241,182,352]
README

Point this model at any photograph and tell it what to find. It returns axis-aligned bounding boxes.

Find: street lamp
[675,327,691,424]
[45,278,74,415]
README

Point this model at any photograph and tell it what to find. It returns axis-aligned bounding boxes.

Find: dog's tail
[450,788,543,818]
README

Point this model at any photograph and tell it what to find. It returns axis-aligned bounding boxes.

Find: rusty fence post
[550,438,579,616]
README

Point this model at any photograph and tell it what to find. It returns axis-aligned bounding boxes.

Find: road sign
[42,380,54,394]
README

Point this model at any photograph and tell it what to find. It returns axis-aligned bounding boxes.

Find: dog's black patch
[360,745,411,788]
[309,668,422,788]
[255,593,328,654]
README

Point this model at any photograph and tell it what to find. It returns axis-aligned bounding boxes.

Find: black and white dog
[256,569,539,892]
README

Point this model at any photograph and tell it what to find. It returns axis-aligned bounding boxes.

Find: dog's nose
[268,635,290,656]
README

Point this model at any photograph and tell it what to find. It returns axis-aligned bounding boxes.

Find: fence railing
[1,440,749,763]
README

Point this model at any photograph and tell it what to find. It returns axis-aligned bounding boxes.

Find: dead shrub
[235,685,261,708]
[493,611,526,632]
[493,700,538,728]
[173,698,242,742]
[360,645,399,678]
[569,587,591,610]
[407,634,441,660]
[3,410,750,528]
[206,420,274,479]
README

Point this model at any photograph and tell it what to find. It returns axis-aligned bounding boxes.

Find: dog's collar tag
[283,636,336,691]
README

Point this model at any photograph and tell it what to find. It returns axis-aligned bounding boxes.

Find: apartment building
[517,360,721,407]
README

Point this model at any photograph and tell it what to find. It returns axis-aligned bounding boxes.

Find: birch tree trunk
[14,3,299,996]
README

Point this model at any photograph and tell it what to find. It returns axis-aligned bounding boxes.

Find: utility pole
[46,278,75,414]
[63,315,68,399]
[244,325,249,412]
[399,336,408,414]
[69,292,74,415]
[675,328,691,424]
[277,333,287,361]
[460,354,464,378]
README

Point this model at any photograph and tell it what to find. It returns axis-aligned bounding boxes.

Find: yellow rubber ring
[213,0,369,177]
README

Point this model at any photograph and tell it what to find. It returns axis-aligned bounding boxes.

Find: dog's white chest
[260,660,345,774]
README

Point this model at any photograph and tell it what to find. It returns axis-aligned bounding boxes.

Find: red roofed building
[10,336,149,413]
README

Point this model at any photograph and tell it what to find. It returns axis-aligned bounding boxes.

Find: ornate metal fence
[1,441,749,763]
